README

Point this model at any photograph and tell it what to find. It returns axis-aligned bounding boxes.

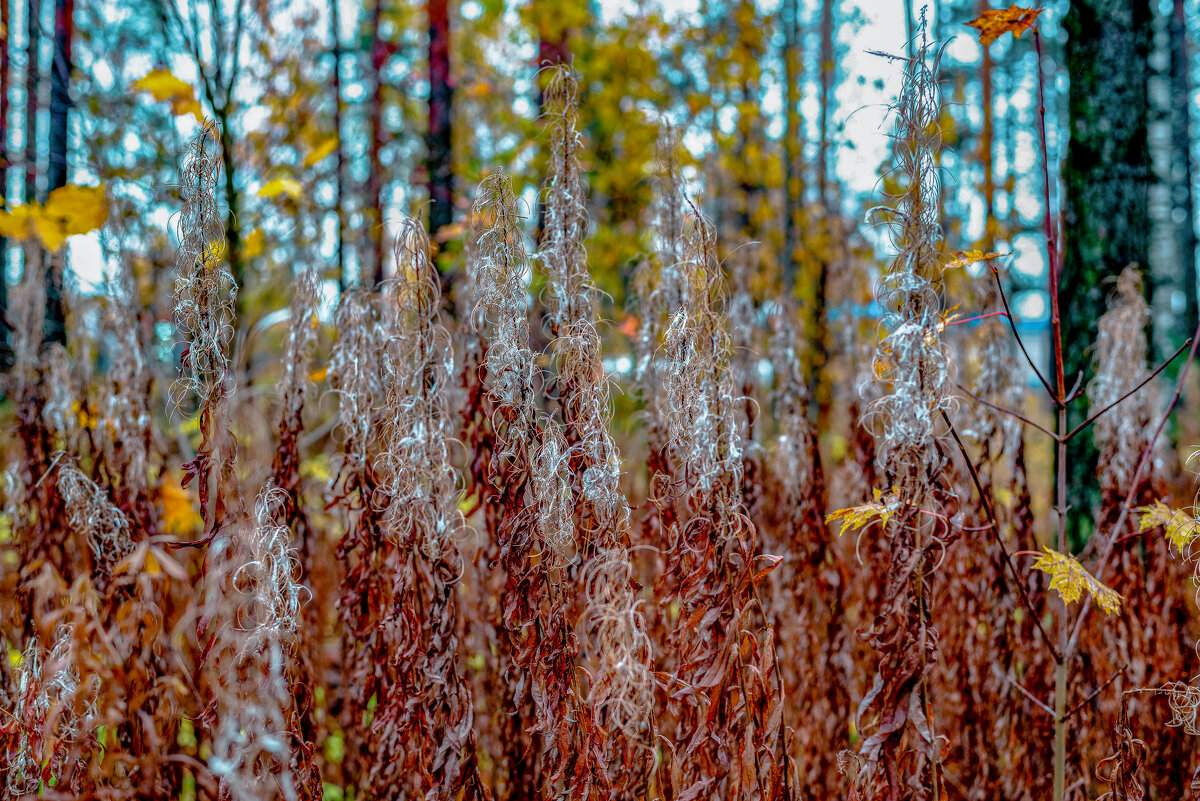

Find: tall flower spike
[662,209,743,508]
[171,120,236,417]
[1088,267,1160,510]
[540,65,590,335]
[270,266,323,541]
[101,270,153,497]
[328,288,389,472]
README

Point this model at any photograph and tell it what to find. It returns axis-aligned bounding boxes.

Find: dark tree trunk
[1061,0,1153,547]
[367,0,387,287]
[1170,0,1198,342]
[216,108,242,296]
[978,0,995,251]
[331,0,346,290]
[0,0,11,370]
[817,0,833,206]
[533,8,569,246]
[24,0,36,207]
[780,0,801,292]
[426,0,453,244]
[811,0,835,421]
[43,0,72,347]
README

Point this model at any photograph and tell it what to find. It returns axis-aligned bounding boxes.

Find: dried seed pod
[55,454,136,581]
[206,486,319,801]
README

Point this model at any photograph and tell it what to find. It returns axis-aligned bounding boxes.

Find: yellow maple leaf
[1137,501,1199,551]
[826,489,898,536]
[258,177,302,199]
[133,68,204,121]
[965,5,1043,46]
[944,249,1009,271]
[302,136,339,167]
[1031,547,1122,615]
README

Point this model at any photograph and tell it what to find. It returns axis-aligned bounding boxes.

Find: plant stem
[1033,27,1069,801]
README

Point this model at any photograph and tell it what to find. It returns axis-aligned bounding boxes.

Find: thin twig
[1007,674,1055,716]
[1063,338,1192,441]
[990,265,1058,402]
[942,409,1060,661]
[956,383,1058,440]
[1065,371,1085,403]
[1065,667,1125,719]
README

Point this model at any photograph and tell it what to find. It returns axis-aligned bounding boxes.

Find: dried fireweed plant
[850,20,955,801]
[171,119,240,532]
[649,183,787,798]
[205,486,320,801]
[369,219,490,800]
[472,168,609,799]
[326,284,393,785]
[269,267,322,538]
[538,64,655,788]
[55,454,137,585]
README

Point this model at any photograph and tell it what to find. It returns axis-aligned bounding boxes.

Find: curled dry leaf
[825,489,900,536]
[1137,501,1199,551]
[965,5,1043,46]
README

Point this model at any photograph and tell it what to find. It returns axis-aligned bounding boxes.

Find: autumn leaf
[0,184,108,251]
[1031,547,1122,615]
[31,205,68,251]
[965,5,1043,46]
[302,136,339,167]
[258,177,303,199]
[159,472,203,536]
[618,315,639,339]
[1137,501,1199,551]
[0,205,33,240]
[826,489,898,536]
[944,249,1009,271]
[133,68,203,121]
[45,184,108,237]
[243,227,266,259]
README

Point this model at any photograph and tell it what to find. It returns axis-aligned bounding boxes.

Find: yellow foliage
[258,178,303,199]
[0,184,107,251]
[244,227,266,259]
[132,68,203,121]
[159,472,203,536]
[303,136,339,167]
[1031,547,1122,615]
[0,204,32,240]
[46,184,108,235]
[300,453,333,483]
[944,249,1009,271]
[826,489,898,536]
[1137,501,1199,551]
[30,205,68,251]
